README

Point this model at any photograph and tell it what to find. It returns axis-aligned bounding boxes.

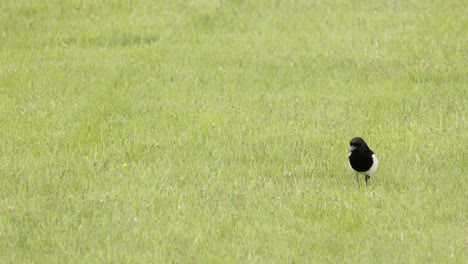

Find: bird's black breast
[349,151,374,172]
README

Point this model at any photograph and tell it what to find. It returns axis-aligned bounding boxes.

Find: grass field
[1,0,467,262]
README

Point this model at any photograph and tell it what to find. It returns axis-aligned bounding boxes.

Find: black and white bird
[348,137,378,186]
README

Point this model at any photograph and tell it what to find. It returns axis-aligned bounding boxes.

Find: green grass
[1,0,467,262]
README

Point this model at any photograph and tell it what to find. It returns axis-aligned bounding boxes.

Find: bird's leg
[365,175,370,187]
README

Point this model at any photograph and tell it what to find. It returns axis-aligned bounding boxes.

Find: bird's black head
[349,137,367,152]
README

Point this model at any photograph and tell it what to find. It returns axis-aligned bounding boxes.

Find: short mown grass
[0,0,466,263]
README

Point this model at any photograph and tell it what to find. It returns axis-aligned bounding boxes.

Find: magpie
[348,137,378,186]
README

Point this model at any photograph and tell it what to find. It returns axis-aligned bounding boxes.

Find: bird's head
[349,137,366,152]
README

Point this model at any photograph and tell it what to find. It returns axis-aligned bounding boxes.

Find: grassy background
[1,0,466,262]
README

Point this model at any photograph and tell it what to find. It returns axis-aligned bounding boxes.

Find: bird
[348,137,378,186]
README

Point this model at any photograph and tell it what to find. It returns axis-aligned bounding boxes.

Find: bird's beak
[349,146,357,152]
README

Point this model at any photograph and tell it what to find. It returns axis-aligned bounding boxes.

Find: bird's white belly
[366,154,378,175]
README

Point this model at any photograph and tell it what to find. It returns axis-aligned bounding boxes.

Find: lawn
[0,0,466,263]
